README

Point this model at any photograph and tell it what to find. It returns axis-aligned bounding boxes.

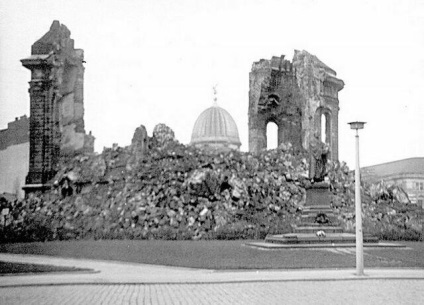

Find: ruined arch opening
[266,121,278,150]
[321,113,332,144]
[321,113,326,142]
[322,112,331,145]
[315,107,332,145]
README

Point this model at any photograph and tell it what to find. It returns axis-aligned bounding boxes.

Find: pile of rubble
[328,167,423,240]
[361,181,422,240]
[0,124,422,241]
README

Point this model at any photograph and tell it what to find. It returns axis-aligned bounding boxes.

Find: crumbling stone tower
[248,50,344,160]
[21,21,94,192]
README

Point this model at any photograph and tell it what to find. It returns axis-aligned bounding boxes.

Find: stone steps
[293,225,344,233]
[246,241,405,249]
[300,214,338,224]
[298,222,341,227]
[302,204,332,210]
[265,233,379,245]
[299,204,339,224]
[302,208,334,215]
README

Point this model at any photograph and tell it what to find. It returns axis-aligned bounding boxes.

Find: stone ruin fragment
[153,123,176,147]
[248,50,344,160]
[126,125,149,171]
[21,21,95,193]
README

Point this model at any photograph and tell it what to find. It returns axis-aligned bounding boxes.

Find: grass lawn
[1,240,424,270]
[0,261,92,275]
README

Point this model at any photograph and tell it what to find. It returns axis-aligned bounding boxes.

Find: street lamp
[348,121,366,276]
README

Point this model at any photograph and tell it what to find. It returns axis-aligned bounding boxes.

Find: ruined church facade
[21,21,94,192]
[248,50,344,160]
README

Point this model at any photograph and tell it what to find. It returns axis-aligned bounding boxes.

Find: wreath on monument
[316,230,326,238]
[315,212,330,225]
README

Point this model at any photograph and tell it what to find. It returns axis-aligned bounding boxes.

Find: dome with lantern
[190,87,241,151]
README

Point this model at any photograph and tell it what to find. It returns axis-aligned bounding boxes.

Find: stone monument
[264,156,379,246]
[301,134,337,231]
[309,132,329,183]
[264,139,378,245]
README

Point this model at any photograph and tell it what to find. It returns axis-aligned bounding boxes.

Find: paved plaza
[1,253,424,304]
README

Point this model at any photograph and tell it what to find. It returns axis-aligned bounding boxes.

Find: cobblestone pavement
[1,253,424,304]
[1,280,424,305]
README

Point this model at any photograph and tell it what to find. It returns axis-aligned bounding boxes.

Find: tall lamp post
[348,121,366,276]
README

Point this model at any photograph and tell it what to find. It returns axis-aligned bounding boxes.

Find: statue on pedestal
[309,132,330,183]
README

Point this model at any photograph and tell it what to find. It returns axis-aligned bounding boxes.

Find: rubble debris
[153,123,175,147]
[0,125,422,242]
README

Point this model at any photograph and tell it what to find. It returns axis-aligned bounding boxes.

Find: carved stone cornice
[21,54,53,69]
[324,74,344,92]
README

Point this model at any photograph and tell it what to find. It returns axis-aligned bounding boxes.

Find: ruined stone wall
[248,50,344,160]
[21,21,94,189]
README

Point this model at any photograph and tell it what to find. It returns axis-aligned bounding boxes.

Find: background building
[191,104,241,151]
[361,158,424,207]
[0,116,29,199]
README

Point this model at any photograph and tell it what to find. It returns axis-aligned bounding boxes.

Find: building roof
[0,116,29,150]
[190,105,241,147]
[361,158,424,181]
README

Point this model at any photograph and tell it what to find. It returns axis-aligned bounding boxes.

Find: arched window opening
[319,111,331,145]
[266,121,278,150]
[321,113,326,142]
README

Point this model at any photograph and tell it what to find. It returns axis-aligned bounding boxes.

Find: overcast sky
[1,0,423,168]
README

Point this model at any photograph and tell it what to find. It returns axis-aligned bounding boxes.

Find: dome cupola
[190,87,241,151]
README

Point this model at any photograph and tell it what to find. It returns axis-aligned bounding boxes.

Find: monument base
[262,182,380,246]
[265,233,379,245]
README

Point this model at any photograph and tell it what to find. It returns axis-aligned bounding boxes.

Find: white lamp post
[348,121,366,276]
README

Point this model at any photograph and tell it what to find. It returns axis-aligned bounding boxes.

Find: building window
[416,182,424,190]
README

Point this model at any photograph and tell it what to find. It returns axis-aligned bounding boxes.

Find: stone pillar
[21,56,60,190]
[21,21,94,195]
[248,60,269,153]
[321,77,343,161]
[331,106,339,160]
[249,126,267,153]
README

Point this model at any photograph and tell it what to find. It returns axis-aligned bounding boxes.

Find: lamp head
[348,121,366,130]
